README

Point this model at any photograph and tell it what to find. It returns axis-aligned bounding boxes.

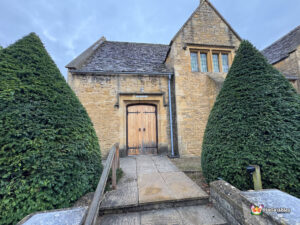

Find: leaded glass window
[222,53,229,72]
[190,52,199,72]
[213,54,220,72]
[200,53,208,72]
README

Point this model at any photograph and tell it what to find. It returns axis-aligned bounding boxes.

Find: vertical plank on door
[127,105,157,155]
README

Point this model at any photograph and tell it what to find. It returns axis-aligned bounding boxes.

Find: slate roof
[262,25,300,64]
[70,40,171,74]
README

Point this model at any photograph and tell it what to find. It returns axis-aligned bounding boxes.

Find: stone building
[66,0,241,157]
[262,25,300,93]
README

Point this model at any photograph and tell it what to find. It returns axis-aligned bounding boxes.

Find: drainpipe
[168,74,175,157]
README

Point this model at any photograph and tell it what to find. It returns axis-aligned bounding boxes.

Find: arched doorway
[127,104,158,155]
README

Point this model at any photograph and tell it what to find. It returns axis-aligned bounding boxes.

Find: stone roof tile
[262,25,300,64]
[78,41,171,74]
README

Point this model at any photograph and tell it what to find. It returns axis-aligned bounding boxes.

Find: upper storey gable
[170,0,241,48]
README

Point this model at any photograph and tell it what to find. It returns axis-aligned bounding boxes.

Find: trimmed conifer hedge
[201,40,300,198]
[0,33,102,224]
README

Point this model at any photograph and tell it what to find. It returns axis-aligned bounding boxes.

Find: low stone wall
[210,180,300,225]
[210,180,244,225]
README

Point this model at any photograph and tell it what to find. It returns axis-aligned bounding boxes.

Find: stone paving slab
[151,156,180,173]
[100,157,138,210]
[100,182,138,209]
[98,205,227,225]
[119,157,138,181]
[141,207,182,225]
[99,212,140,225]
[179,205,227,225]
[136,155,158,175]
[160,171,208,200]
[100,155,208,209]
[138,172,173,203]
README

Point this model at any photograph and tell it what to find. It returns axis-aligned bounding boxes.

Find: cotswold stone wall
[274,51,299,76]
[68,72,170,157]
[166,1,241,156]
[211,180,300,225]
[273,47,300,93]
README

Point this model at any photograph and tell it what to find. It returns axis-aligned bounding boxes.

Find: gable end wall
[166,1,241,156]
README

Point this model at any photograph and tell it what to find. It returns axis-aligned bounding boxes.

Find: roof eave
[69,70,174,76]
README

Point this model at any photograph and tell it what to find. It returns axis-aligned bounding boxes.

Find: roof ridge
[262,25,300,52]
[106,40,168,46]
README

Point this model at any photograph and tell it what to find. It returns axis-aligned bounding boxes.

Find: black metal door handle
[143,128,146,131]
[139,128,141,131]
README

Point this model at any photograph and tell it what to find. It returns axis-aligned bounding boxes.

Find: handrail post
[112,154,116,190]
[116,144,120,169]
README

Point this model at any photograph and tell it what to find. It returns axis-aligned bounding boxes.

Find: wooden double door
[127,104,157,155]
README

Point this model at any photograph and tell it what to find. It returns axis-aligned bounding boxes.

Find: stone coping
[241,189,300,225]
[210,180,300,225]
[17,206,88,225]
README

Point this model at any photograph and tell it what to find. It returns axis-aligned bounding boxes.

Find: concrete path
[99,205,227,225]
[98,155,227,225]
[99,155,208,211]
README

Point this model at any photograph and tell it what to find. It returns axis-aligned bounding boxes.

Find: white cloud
[1,0,300,78]
[43,30,57,42]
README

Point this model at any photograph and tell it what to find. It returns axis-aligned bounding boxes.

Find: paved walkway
[100,155,208,210]
[98,155,227,225]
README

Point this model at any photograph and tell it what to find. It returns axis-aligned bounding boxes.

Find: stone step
[99,195,209,215]
[97,204,228,225]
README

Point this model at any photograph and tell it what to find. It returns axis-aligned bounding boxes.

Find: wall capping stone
[210,180,300,225]
[17,206,87,225]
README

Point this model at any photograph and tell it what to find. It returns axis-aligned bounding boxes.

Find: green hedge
[201,40,300,198]
[0,33,102,225]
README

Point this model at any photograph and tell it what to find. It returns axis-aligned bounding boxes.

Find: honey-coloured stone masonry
[68,72,171,158]
[165,0,241,156]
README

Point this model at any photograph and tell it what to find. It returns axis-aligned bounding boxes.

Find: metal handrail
[84,143,120,225]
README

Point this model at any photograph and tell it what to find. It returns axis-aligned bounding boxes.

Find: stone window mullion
[198,50,201,71]
[219,52,222,72]
[208,50,212,72]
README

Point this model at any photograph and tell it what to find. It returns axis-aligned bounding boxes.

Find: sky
[0,0,300,79]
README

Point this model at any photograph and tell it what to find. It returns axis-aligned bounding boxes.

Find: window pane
[190,52,199,72]
[200,53,208,72]
[213,54,220,72]
[222,53,229,72]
